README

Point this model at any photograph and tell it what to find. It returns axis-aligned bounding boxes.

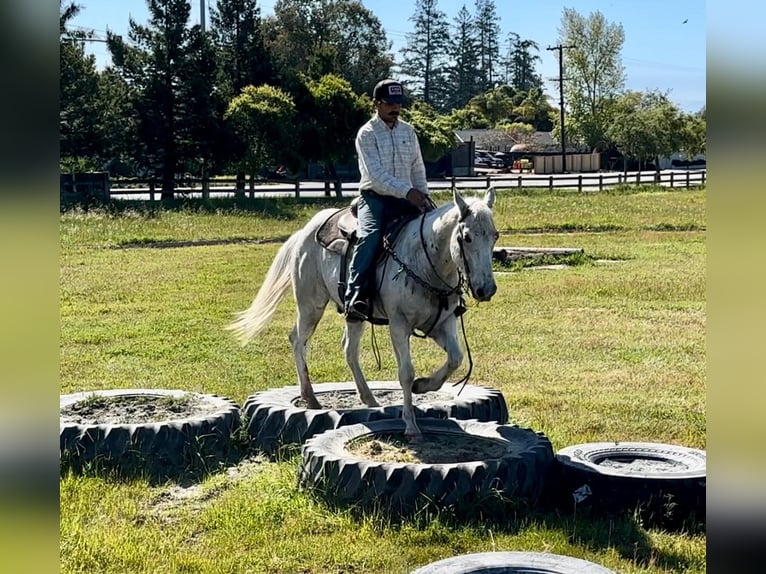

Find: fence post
[517,175,522,188]
[702,171,706,186]
[578,175,583,192]
[202,176,209,202]
[486,175,491,188]
[670,172,674,187]
[686,170,690,188]
[451,176,456,189]
[149,180,155,203]
[636,172,640,184]
[294,179,300,198]
[599,173,603,191]
[549,176,553,191]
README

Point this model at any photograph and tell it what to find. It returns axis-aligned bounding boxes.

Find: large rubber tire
[60,389,242,479]
[300,417,553,517]
[410,551,616,573]
[243,381,508,456]
[554,441,706,521]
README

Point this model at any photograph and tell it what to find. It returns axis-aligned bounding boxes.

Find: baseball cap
[372,79,406,104]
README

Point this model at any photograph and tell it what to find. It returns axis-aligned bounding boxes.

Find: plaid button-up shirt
[355,114,428,199]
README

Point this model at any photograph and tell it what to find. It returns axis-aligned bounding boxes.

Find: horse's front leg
[389,321,421,442]
[342,321,379,407]
[412,314,463,394]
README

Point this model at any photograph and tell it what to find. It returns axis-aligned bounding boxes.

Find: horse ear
[484,186,496,209]
[453,187,469,220]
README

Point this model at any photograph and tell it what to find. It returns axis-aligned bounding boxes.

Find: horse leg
[289,299,327,410]
[388,321,421,442]
[413,315,463,394]
[342,321,379,407]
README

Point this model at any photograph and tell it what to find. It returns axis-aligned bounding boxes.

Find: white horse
[227,187,499,441]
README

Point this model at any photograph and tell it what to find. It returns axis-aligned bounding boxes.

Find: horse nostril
[476,287,485,299]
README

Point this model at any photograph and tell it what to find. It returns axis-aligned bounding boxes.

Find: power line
[546,43,575,173]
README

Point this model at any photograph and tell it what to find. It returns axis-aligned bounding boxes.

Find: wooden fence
[64,169,707,203]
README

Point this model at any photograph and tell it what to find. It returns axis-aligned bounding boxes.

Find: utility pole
[547,44,575,173]
[200,0,206,32]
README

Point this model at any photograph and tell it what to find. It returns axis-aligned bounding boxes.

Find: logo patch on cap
[387,85,403,96]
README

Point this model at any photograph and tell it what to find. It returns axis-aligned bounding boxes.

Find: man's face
[375,101,402,124]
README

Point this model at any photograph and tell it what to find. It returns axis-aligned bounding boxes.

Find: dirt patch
[150,456,266,518]
[347,432,507,464]
[60,393,210,424]
[294,389,454,410]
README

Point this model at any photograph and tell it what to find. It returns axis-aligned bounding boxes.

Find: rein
[381,206,476,394]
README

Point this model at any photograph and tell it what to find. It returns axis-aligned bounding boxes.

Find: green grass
[60,186,706,573]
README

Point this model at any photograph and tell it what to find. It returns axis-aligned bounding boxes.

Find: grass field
[60,186,706,573]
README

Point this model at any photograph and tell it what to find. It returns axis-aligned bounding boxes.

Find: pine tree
[445,5,481,110]
[210,0,275,189]
[107,0,194,196]
[210,0,274,100]
[399,0,451,108]
[504,34,543,91]
[473,0,501,91]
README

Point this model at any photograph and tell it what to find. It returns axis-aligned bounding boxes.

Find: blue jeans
[344,190,416,306]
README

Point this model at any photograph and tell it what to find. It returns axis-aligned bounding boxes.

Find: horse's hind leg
[412,315,463,394]
[342,321,379,407]
[289,297,328,410]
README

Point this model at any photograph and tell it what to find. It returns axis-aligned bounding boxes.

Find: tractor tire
[299,417,553,517]
[242,381,508,456]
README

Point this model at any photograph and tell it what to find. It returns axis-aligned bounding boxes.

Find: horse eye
[463,233,472,244]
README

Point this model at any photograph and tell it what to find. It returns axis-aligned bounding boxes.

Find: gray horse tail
[226,231,302,345]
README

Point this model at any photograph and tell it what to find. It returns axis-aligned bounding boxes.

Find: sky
[69,0,706,113]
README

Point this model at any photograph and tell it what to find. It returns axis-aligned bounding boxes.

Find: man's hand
[406,188,433,213]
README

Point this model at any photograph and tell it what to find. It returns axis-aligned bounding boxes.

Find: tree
[466,86,517,127]
[60,2,103,170]
[606,90,684,171]
[210,0,274,101]
[107,0,196,196]
[512,87,554,131]
[210,0,276,189]
[302,74,369,194]
[224,84,297,190]
[264,0,392,95]
[401,102,457,162]
[177,26,223,181]
[679,109,706,159]
[504,34,543,91]
[473,0,501,91]
[399,0,451,109]
[557,8,626,149]
[444,5,481,110]
[446,107,490,130]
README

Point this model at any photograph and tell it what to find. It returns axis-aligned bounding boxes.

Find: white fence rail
[100,168,706,201]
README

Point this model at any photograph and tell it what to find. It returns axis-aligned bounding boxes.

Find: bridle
[381,204,476,393]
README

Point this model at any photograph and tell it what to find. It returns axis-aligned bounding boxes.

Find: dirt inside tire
[60,393,204,424]
[347,432,508,464]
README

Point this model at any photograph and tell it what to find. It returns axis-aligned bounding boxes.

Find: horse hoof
[405,431,423,444]
[412,377,430,394]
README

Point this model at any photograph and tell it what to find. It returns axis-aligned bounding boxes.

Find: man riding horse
[344,78,434,322]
